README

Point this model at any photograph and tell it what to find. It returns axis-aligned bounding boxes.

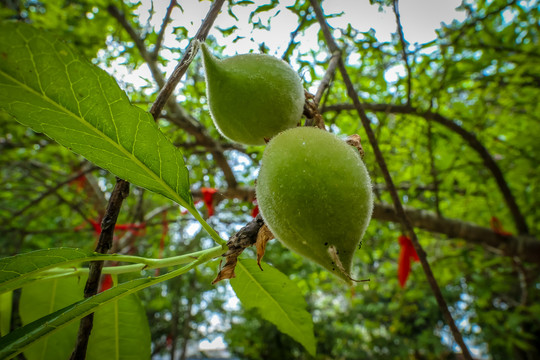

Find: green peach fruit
[256,127,373,283]
[201,43,305,145]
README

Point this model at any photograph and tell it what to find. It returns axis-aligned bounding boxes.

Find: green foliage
[19,277,86,359]
[86,293,152,360]
[0,0,539,359]
[0,248,92,294]
[18,276,151,360]
[0,21,193,212]
[230,259,316,356]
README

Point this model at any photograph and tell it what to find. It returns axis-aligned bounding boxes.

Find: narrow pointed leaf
[230,259,316,356]
[0,248,92,294]
[19,277,151,360]
[0,248,154,295]
[0,254,213,360]
[0,22,193,209]
[0,276,152,359]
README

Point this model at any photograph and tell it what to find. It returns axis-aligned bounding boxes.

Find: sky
[107,0,469,356]
[104,0,466,93]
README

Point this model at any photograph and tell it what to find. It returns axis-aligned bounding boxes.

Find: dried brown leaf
[256,225,274,270]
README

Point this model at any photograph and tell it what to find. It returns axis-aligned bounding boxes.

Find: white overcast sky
[102,0,466,90]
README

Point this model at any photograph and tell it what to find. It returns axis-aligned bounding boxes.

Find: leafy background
[1,0,539,359]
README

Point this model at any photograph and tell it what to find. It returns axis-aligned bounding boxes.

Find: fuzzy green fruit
[201,43,305,145]
[256,127,373,283]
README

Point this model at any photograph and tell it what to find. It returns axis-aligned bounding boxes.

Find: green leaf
[19,277,85,360]
[0,248,92,294]
[87,294,151,360]
[18,276,151,360]
[0,248,154,295]
[0,247,222,360]
[0,291,12,336]
[0,21,193,209]
[230,259,316,356]
[0,276,152,359]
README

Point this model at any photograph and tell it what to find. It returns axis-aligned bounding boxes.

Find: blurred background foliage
[0,0,539,359]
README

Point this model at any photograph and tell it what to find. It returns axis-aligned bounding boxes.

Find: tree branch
[197,186,540,264]
[150,0,226,118]
[322,102,530,235]
[70,179,130,360]
[314,51,340,105]
[152,0,177,60]
[107,5,164,88]
[309,1,473,358]
[392,0,412,106]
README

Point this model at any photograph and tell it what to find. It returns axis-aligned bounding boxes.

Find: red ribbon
[398,235,419,288]
[201,187,218,217]
[490,216,512,236]
[83,218,146,238]
[251,199,259,218]
[99,274,113,292]
[70,174,87,193]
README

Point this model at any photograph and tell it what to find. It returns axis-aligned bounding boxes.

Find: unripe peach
[256,127,373,283]
[201,43,305,145]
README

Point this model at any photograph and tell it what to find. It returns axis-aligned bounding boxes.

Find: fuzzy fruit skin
[201,44,305,145]
[256,127,373,283]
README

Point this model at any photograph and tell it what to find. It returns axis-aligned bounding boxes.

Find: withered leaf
[255,224,274,270]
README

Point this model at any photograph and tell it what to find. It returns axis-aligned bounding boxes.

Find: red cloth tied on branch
[84,218,146,238]
[70,174,87,193]
[490,216,512,236]
[99,274,113,292]
[88,218,102,235]
[251,199,259,218]
[398,234,419,288]
[201,187,218,217]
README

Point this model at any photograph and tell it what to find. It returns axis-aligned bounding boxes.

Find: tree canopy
[0,0,539,359]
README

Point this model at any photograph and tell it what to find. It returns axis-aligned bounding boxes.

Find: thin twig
[150,0,227,119]
[426,120,442,217]
[107,5,165,88]
[152,0,177,60]
[70,179,130,360]
[308,1,473,358]
[392,0,412,106]
[314,51,340,105]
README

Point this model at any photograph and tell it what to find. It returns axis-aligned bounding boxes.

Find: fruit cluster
[202,44,373,283]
